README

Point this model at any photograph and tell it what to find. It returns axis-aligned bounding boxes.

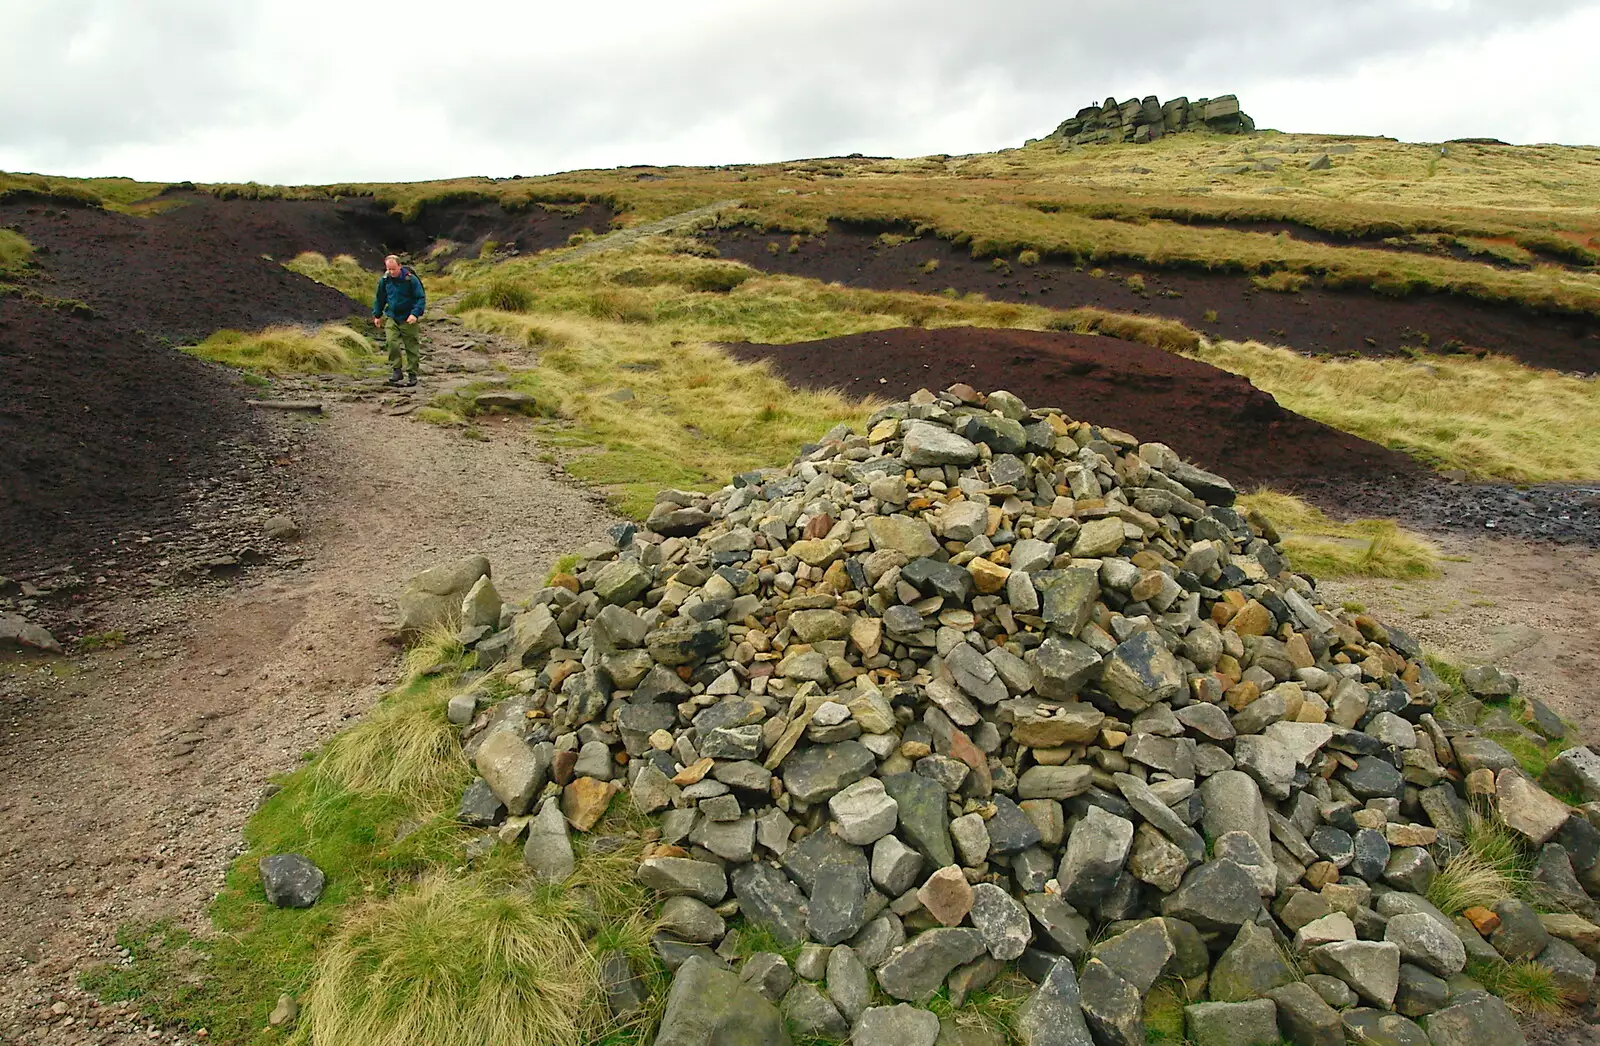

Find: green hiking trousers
[384,316,423,373]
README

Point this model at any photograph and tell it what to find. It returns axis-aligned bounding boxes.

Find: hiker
[371,254,426,386]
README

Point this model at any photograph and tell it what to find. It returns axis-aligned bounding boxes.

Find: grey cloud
[0,0,1592,179]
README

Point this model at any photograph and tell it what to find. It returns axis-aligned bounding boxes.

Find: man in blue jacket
[372,254,426,386]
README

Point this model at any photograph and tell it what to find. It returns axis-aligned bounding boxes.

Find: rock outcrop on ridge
[1046,93,1255,147]
[432,383,1595,1046]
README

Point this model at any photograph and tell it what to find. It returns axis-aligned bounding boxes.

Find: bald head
[384,254,402,276]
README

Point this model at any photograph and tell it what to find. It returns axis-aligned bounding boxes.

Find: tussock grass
[1251,270,1310,293]
[310,680,471,810]
[459,277,537,313]
[285,252,373,303]
[1428,803,1532,914]
[185,324,376,375]
[1194,339,1600,482]
[0,228,33,274]
[1238,490,1438,580]
[1046,305,1202,353]
[1468,957,1567,1015]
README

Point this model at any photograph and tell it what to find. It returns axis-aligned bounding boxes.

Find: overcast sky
[3,0,1597,184]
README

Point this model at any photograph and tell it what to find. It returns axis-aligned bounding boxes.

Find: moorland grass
[1193,340,1600,482]
[184,324,377,375]
[0,228,34,275]
[1238,490,1438,580]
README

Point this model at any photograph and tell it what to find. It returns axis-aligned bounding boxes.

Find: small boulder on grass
[259,853,325,908]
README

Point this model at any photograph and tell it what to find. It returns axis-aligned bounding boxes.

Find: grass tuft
[1237,489,1438,579]
[284,252,373,302]
[1428,802,1532,914]
[1467,957,1568,1015]
[186,325,375,375]
[1251,270,1311,293]
[0,228,34,275]
[459,277,536,313]
[292,863,659,1046]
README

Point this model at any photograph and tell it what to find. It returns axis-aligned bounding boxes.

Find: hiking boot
[404,372,419,387]
[384,369,404,386]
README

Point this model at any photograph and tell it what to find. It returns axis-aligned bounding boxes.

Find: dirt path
[0,320,618,1045]
[1320,533,1600,741]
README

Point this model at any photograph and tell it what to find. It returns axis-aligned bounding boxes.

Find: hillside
[3,123,1600,1046]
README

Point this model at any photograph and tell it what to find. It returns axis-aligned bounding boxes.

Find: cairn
[1048,94,1254,147]
[432,384,1598,1046]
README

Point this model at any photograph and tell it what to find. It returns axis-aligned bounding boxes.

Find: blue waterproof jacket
[372,266,426,320]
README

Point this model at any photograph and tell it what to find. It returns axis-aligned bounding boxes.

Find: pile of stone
[428,384,1600,1046]
[1046,94,1254,147]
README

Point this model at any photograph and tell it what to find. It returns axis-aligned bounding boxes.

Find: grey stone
[782,741,875,803]
[882,772,956,868]
[639,856,729,904]
[398,554,490,633]
[1161,860,1263,931]
[1265,981,1342,1046]
[729,862,808,946]
[854,1004,941,1046]
[1451,736,1519,776]
[1341,756,1404,800]
[524,800,576,882]
[1201,771,1272,857]
[661,896,727,944]
[1018,765,1094,800]
[1309,940,1400,1008]
[1013,958,1094,1046]
[825,944,871,1023]
[780,982,849,1041]
[1210,920,1295,1001]
[1124,733,1196,780]
[654,955,791,1046]
[1078,959,1143,1046]
[457,777,506,827]
[1183,999,1280,1046]
[1091,918,1174,994]
[1394,963,1450,1018]
[829,776,899,845]
[851,914,907,969]
[600,951,649,1019]
[806,839,871,946]
[1536,936,1596,1004]
[969,882,1031,960]
[872,835,925,896]
[1382,846,1437,895]
[473,731,552,816]
[1304,973,1356,1010]
[1350,828,1391,883]
[1497,770,1571,846]
[1031,637,1104,700]
[876,927,987,1001]
[1549,746,1600,804]
[1129,822,1192,892]
[1024,892,1091,959]
[259,854,325,908]
[1057,806,1134,908]
[1420,991,1528,1046]
[1233,735,1297,799]
[593,559,652,606]
[986,795,1044,854]
[1490,898,1549,961]
[903,424,980,466]
[1098,630,1184,712]
[738,952,793,1003]
[951,813,990,866]
[1342,1008,1430,1046]
[690,812,757,862]
[1032,568,1100,636]
[1385,912,1466,977]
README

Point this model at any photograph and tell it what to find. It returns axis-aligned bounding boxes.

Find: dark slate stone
[806,839,872,946]
[986,795,1043,855]
[259,853,326,908]
[1351,828,1391,883]
[900,558,976,603]
[1394,963,1450,1018]
[730,862,810,947]
[635,664,692,703]
[1341,756,1405,800]
[693,698,766,734]
[1160,860,1261,931]
[1310,826,1355,868]
[1341,1009,1429,1046]
[1013,955,1095,1046]
[1326,728,1385,757]
[457,777,507,827]
[881,771,955,867]
[958,415,1028,455]
[782,741,876,804]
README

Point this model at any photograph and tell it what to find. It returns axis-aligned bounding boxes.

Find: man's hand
[372,316,383,328]
[405,315,418,324]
